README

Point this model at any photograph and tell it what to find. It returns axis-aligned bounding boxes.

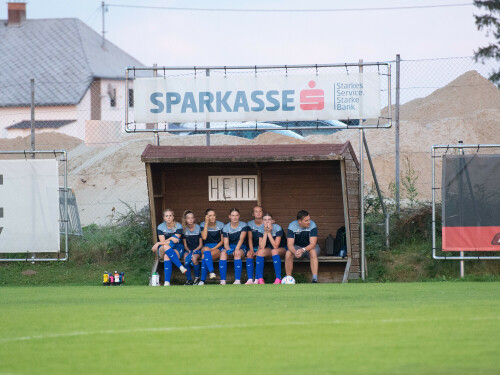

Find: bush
[70,204,152,266]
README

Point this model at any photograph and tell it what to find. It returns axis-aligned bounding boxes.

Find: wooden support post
[340,159,352,282]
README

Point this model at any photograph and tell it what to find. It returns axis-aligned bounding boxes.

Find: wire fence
[0,55,498,226]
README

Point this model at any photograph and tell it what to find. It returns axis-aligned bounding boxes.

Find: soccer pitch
[1,283,499,375]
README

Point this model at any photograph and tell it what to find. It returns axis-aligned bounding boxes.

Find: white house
[0,2,144,142]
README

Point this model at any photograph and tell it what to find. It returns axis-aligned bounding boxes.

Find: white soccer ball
[281,276,296,284]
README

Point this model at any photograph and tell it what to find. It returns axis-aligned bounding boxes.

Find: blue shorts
[225,244,249,256]
[184,250,200,266]
[159,242,185,259]
[203,243,221,250]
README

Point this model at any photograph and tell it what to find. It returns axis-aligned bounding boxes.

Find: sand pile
[250,132,309,145]
[0,133,82,152]
[308,72,500,201]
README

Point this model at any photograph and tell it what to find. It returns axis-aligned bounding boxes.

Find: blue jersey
[222,221,248,245]
[157,222,183,241]
[247,220,264,248]
[287,220,318,247]
[183,224,201,251]
[200,220,225,244]
[263,223,284,248]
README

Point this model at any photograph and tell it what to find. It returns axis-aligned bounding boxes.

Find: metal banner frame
[0,150,69,262]
[124,62,392,133]
[432,144,500,260]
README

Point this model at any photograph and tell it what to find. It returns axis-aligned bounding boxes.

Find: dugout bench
[151,253,351,284]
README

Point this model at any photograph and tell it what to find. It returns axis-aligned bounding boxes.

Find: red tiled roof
[141,142,358,167]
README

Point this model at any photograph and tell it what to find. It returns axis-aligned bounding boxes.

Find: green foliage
[70,204,152,266]
[401,156,419,208]
[365,204,500,282]
[474,0,500,84]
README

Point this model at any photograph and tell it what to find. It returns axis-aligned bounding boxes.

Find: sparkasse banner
[134,73,380,123]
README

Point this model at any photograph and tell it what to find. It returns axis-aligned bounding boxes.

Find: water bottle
[151,272,159,286]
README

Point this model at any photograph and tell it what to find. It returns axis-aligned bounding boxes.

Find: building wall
[0,78,132,140]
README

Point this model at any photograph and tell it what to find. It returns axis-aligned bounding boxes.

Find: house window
[110,88,117,107]
[129,89,134,107]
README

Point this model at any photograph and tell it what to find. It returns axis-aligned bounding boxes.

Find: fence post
[395,54,400,214]
[153,63,159,146]
[206,68,210,146]
[359,59,365,281]
[30,78,35,159]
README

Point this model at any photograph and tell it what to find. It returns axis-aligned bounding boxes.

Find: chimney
[7,2,26,25]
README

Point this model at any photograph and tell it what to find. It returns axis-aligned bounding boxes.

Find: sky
[5,0,492,67]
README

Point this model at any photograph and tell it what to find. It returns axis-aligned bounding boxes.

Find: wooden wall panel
[151,161,346,253]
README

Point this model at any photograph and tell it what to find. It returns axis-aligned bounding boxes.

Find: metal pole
[359,60,365,281]
[362,132,390,249]
[432,145,437,260]
[30,78,35,159]
[206,68,210,146]
[458,140,465,278]
[360,128,365,281]
[153,63,159,146]
[395,54,400,214]
[63,151,69,261]
[101,1,105,47]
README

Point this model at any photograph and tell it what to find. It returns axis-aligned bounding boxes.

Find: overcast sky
[8,0,492,67]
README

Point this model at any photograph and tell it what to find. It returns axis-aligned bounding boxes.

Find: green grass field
[1,283,499,375]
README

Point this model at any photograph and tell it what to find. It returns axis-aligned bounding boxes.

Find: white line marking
[1,317,499,344]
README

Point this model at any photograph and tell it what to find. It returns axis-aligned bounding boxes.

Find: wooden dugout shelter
[141,142,361,282]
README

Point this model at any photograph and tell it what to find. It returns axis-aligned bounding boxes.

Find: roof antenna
[101,2,108,48]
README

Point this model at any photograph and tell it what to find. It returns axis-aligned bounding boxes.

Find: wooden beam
[256,163,262,206]
[340,158,352,282]
[145,162,157,245]
[342,258,351,283]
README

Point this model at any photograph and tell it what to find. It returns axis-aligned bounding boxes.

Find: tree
[474,0,500,84]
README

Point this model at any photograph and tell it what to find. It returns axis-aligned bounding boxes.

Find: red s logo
[300,80,324,110]
[491,233,500,245]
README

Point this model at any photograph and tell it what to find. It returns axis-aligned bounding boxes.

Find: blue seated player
[198,209,225,286]
[151,209,187,286]
[182,210,203,285]
[286,210,321,283]
[255,212,287,284]
[246,205,264,284]
[220,208,249,285]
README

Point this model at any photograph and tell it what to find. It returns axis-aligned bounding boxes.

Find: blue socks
[201,261,208,281]
[246,258,254,280]
[312,275,318,281]
[165,248,182,269]
[204,250,214,273]
[184,253,193,281]
[235,259,243,280]
[164,260,172,282]
[272,254,281,279]
[219,259,227,281]
[193,263,201,278]
[256,256,264,280]
[184,263,192,281]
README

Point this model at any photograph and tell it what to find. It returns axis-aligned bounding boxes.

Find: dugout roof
[141,142,359,166]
